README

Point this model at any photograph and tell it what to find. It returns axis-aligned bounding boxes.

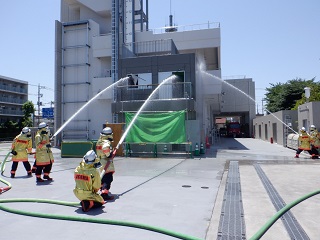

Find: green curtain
[125,111,186,143]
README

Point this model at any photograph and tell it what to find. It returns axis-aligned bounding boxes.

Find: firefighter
[309,124,320,159]
[96,127,115,201]
[295,127,314,158]
[10,127,33,178]
[34,122,54,182]
[31,128,40,173]
[73,150,105,212]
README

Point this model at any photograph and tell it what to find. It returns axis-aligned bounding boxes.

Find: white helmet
[101,127,113,140]
[21,127,31,134]
[38,122,47,129]
[301,127,306,132]
[101,127,113,135]
[83,150,97,164]
[310,125,316,131]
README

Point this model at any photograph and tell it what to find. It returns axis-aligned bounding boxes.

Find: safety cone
[206,136,210,149]
[200,142,205,154]
[164,145,168,152]
[194,143,200,156]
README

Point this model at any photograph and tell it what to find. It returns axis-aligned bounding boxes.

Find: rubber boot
[36,177,44,182]
[81,200,94,212]
[101,190,114,201]
[43,175,53,181]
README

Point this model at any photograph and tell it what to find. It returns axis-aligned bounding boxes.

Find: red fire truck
[227,122,241,137]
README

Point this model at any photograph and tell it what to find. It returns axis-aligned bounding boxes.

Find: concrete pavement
[0,138,320,239]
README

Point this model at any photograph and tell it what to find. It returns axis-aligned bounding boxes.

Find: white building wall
[58,0,222,142]
[136,28,220,50]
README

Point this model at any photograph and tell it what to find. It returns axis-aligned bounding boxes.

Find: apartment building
[0,75,28,124]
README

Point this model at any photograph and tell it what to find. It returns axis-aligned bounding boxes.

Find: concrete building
[253,101,320,148]
[219,77,256,137]
[253,110,298,146]
[0,75,28,124]
[297,101,320,132]
[54,0,255,150]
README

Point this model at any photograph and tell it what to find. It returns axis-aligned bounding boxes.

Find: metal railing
[0,97,25,104]
[0,109,23,115]
[149,22,220,34]
[122,39,178,58]
[116,82,193,102]
[0,85,27,94]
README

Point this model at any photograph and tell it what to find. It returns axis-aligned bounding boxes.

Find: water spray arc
[53,77,129,138]
[115,75,177,150]
[200,71,298,134]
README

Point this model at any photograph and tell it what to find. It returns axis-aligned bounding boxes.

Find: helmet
[310,125,316,131]
[38,122,48,129]
[101,127,113,140]
[101,127,113,135]
[301,127,306,132]
[83,150,97,164]
[21,127,31,134]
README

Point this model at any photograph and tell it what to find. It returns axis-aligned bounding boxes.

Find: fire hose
[0,197,202,240]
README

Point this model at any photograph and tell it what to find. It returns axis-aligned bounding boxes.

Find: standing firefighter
[73,150,105,212]
[96,127,115,200]
[295,127,313,158]
[309,124,320,159]
[35,122,54,182]
[10,127,33,178]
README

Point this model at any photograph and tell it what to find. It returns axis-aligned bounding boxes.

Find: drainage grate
[217,161,246,239]
[254,164,310,240]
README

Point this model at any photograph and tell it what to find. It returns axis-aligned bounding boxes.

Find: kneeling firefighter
[96,127,115,201]
[73,150,105,212]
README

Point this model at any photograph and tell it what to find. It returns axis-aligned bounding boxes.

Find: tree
[292,82,320,109]
[21,101,35,127]
[264,78,319,113]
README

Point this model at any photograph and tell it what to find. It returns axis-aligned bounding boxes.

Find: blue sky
[1,0,319,113]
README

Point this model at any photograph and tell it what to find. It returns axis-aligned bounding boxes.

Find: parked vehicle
[227,122,241,137]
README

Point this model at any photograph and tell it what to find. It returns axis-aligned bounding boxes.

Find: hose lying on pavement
[250,188,320,240]
[0,152,13,193]
[0,151,11,174]
[0,198,202,240]
[0,177,11,193]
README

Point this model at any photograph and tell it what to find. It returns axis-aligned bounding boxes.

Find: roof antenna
[166,0,177,32]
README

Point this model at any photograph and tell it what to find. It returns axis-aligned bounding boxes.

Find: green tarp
[125,111,186,143]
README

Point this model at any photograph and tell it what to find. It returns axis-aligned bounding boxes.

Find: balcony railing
[149,22,220,34]
[115,82,193,102]
[0,97,26,104]
[0,109,23,115]
[122,39,178,58]
[0,84,27,94]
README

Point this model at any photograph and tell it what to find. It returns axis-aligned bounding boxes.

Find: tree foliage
[264,78,320,113]
[0,101,35,139]
[21,101,35,127]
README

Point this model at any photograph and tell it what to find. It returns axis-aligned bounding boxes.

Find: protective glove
[46,144,52,148]
[11,150,17,156]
